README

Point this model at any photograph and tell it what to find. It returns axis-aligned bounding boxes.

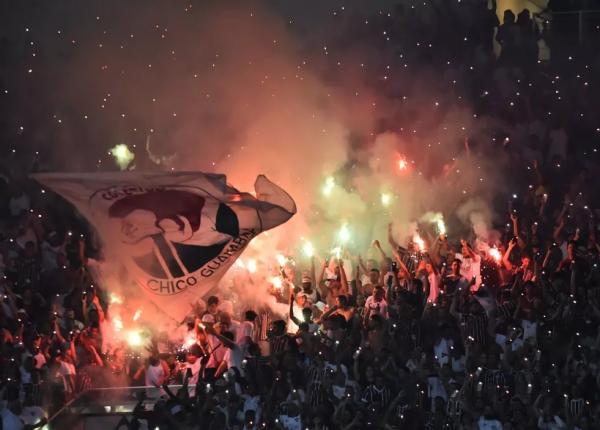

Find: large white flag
[33,172,296,320]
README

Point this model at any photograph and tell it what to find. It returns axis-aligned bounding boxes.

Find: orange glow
[489,247,502,264]
[413,234,425,252]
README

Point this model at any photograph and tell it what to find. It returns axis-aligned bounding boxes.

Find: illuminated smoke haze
[1,0,516,326]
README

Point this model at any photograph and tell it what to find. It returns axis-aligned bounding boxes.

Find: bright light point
[413,234,425,252]
[247,259,257,273]
[303,241,315,257]
[381,192,392,207]
[489,247,502,264]
[133,309,142,321]
[338,223,351,244]
[398,158,408,171]
[126,330,143,347]
[183,335,196,348]
[110,293,123,304]
[332,246,342,259]
[322,176,335,196]
[435,217,446,236]
[270,277,283,290]
[112,316,123,332]
[110,144,135,170]
[276,254,287,267]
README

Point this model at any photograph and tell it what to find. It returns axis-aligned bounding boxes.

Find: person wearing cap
[298,271,319,304]
[287,290,314,333]
[197,313,226,383]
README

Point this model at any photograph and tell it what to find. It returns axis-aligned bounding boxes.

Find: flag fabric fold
[33,171,296,320]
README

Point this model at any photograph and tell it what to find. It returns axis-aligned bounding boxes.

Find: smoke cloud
[2,0,516,342]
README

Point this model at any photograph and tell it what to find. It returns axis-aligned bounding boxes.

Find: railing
[535,9,600,44]
[44,385,194,430]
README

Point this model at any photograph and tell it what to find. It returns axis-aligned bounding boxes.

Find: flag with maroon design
[33,172,296,320]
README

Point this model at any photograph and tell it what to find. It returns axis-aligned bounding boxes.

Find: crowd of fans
[2,0,600,429]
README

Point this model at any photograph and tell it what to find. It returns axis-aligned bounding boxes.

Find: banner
[33,172,296,320]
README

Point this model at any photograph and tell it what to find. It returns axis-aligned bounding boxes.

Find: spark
[322,176,335,196]
[270,276,283,290]
[112,316,123,332]
[431,214,446,236]
[398,158,408,171]
[436,219,446,236]
[381,192,392,207]
[110,293,123,304]
[489,247,502,264]
[276,254,287,267]
[133,309,142,321]
[303,240,315,257]
[183,335,196,348]
[338,223,351,244]
[126,330,143,347]
[332,246,342,259]
[247,259,257,273]
[110,143,134,170]
[413,233,425,252]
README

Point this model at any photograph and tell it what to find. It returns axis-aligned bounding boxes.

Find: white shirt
[521,320,537,341]
[434,338,453,366]
[364,296,389,318]
[19,366,32,385]
[1,408,24,430]
[287,303,306,333]
[40,241,61,272]
[206,334,225,369]
[20,406,46,426]
[145,363,165,387]
[537,415,566,430]
[478,416,503,430]
[242,394,261,422]
[427,272,441,303]
[58,360,76,393]
[236,321,255,346]
[183,359,201,387]
[456,253,481,288]
[278,414,302,430]
[223,344,244,375]
[427,376,447,410]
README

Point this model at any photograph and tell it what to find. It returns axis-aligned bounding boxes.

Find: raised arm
[310,255,317,291]
[317,258,328,289]
[288,293,304,327]
[460,239,477,260]
[502,239,516,271]
[358,255,369,276]
[387,223,401,250]
[339,258,349,296]
[373,239,388,270]
[392,249,411,280]
[204,325,235,349]
[510,213,526,249]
